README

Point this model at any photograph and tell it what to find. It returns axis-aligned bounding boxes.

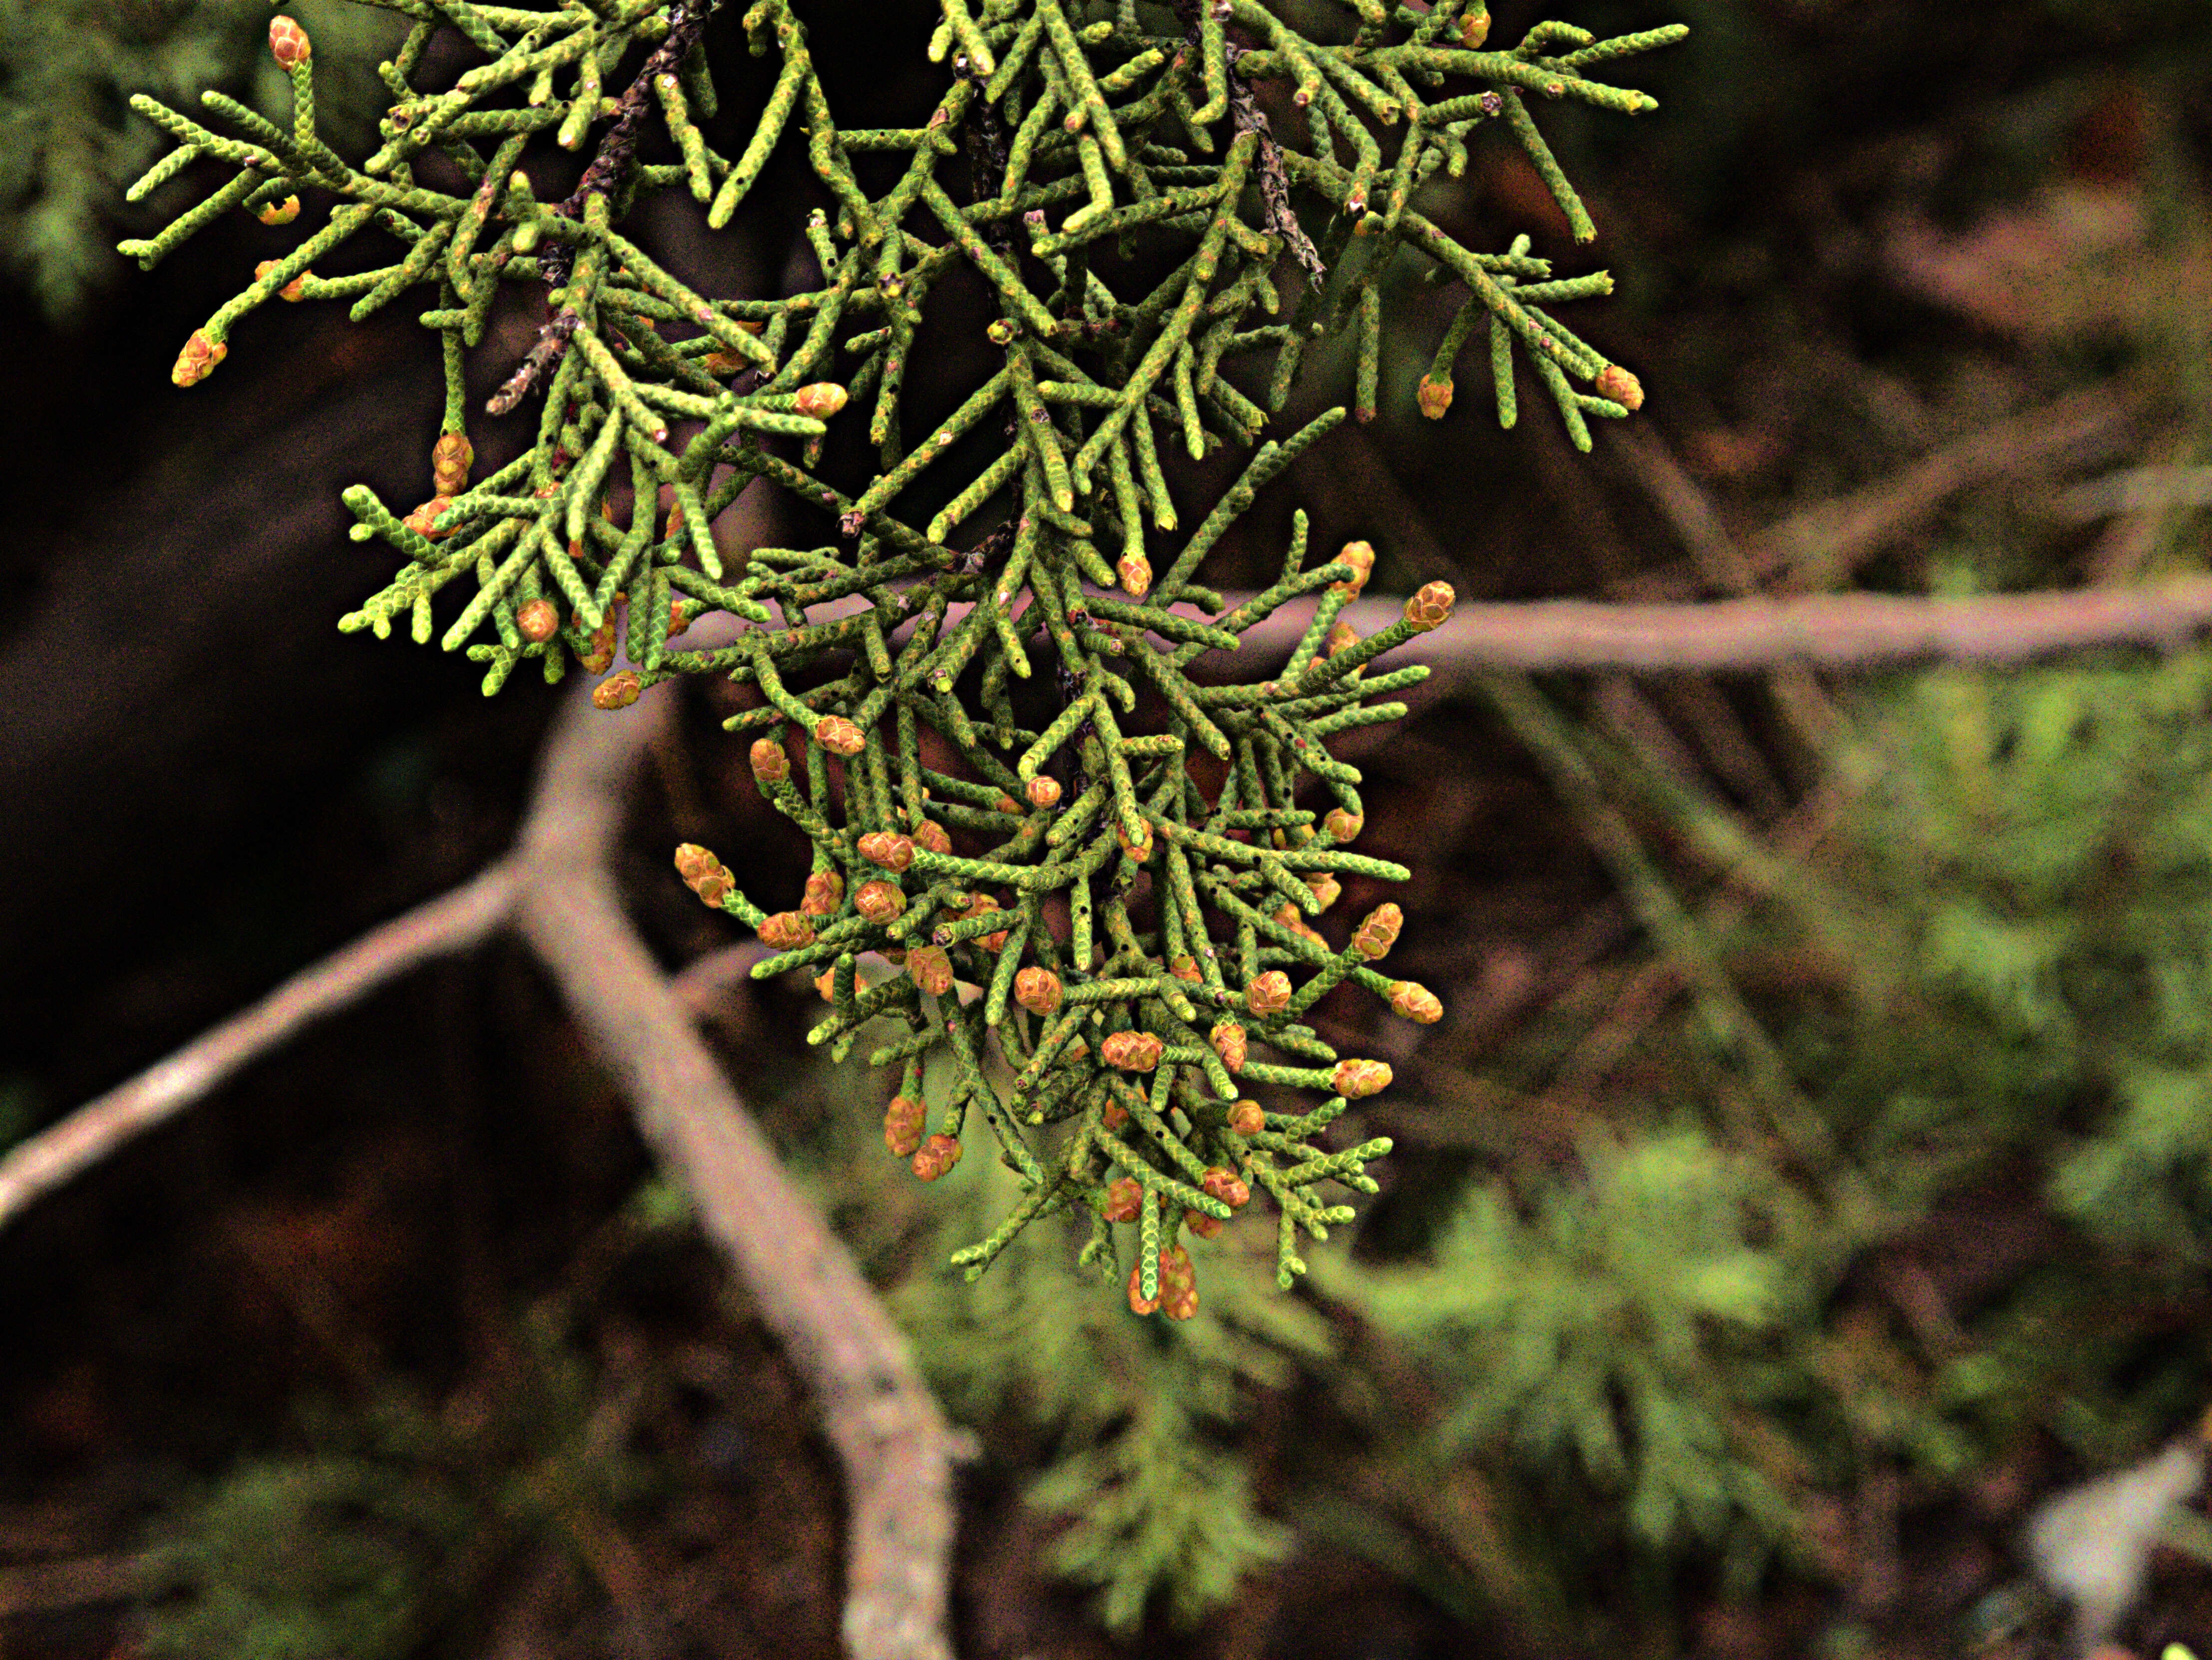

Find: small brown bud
[1327,620,1360,658]
[994,794,1021,815]
[1104,1178,1143,1223]
[1116,819,1154,861]
[758,911,816,950]
[1245,970,1292,1016]
[1168,954,1202,984]
[171,329,227,387]
[1306,873,1342,912]
[431,432,474,496]
[401,496,459,541]
[1332,1058,1393,1099]
[814,716,864,756]
[256,195,301,227]
[794,382,849,420]
[912,820,953,856]
[1117,551,1152,599]
[1331,541,1377,596]
[1227,1100,1265,1135]
[1101,1096,1128,1130]
[1458,11,1490,47]
[906,945,954,997]
[1025,775,1063,810]
[1352,902,1403,961]
[516,598,559,643]
[702,349,748,378]
[1389,980,1443,1024]
[1184,1211,1223,1239]
[883,1095,927,1157]
[1101,1030,1164,1071]
[1594,364,1645,411]
[854,879,906,923]
[1014,966,1064,1016]
[962,893,1009,951]
[814,969,836,1002]
[1404,580,1456,633]
[1157,1245,1198,1321]
[858,831,916,872]
[592,670,641,710]
[1127,1263,1160,1316]
[269,14,311,67]
[911,1132,962,1181]
[577,605,616,673]
[1325,807,1364,842]
[801,872,840,925]
[1416,373,1454,420]
[254,260,308,301]
[749,737,791,784]
[673,843,736,907]
[1201,1166,1251,1210]
[1210,1021,1247,1074]
[666,599,691,639]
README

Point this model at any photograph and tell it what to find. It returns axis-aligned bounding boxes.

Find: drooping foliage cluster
[125,0,1680,1312]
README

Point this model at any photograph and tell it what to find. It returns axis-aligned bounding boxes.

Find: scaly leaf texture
[128,0,1682,1309]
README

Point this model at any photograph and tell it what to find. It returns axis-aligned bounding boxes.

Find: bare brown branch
[0,862,520,1234]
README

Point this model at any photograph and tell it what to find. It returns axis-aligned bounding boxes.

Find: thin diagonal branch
[0,861,520,1233]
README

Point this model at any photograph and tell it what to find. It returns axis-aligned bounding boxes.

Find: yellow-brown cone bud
[1200,1166,1251,1210]
[1325,807,1363,842]
[1458,11,1490,47]
[269,14,311,67]
[1210,1021,1247,1074]
[758,911,815,950]
[1116,819,1154,862]
[431,432,474,496]
[1099,1090,1125,1130]
[577,606,616,673]
[1157,1246,1198,1321]
[172,330,227,387]
[1127,1263,1160,1317]
[1390,980,1443,1024]
[854,880,906,923]
[814,968,836,1002]
[515,598,558,642]
[1416,373,1454,420]
[1184,1211,1223,1239]
[1327,620,1360,657]
[703,349,749,378]
[1332,1058,1393,1099]
[592,670,642,710]
[1102,1030,1164,1071]
[1117,551,1152,599]
[814,716,864,757]
[906,945,954,997]
[402,496,459,541]
[1105,1178,1143,1223]
[912,820,952,856]
[1227,1100,1265,1135]
[883,1095,926,1157]
[1331,541,1376,596]
[794,382,848,420]
[749,737,791,784]
[1352,902,1403,961]
[1306,873,1342,912]
[1404,581,1455,633]
[962,893,1009,950]
[1014,966,1064,1016]
[254,260,308,301]
[256,195,301,227]
[800,869,844,917]
[1024,775,1062,810]
[673,844,735,908]
[911,1132,962,1181]
[1168,954,1202,984]
[1245,970,1292,1016]
[858,831,916,873]
[1594,364,1645,411]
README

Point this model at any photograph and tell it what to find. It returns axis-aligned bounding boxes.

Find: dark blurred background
[5,1,2212,1656]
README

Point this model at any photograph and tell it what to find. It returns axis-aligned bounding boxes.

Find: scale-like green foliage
[127,0,1680,1309]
